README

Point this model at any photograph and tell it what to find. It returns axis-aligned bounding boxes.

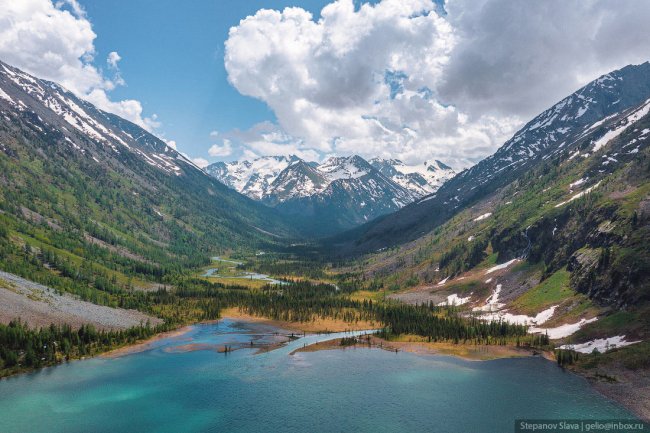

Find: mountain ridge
[206,153,454,235]
[0,59,298,293]
[331,61,650,255]
[323,63,650,414]
[208,154,455,202]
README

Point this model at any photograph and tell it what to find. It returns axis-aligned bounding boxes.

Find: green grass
[15,232,135,285]
[350,290,390,302]
[481,252,499,268]
[511,260,543,274]
[573,310,646,341]
[511,268,572,314]
[559,297,598,323]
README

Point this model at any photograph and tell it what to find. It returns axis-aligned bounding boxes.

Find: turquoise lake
[0,319,635,433]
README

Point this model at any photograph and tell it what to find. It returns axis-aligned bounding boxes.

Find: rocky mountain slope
[369,158,455,197]
[206,155,301,201]
[0,59,296,301]
[207,154,454,235]
[333,62,650,255]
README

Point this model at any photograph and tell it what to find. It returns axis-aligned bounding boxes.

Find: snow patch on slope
[438,293,472,306]
[473,212,492,222]
[592,98,650,152]
[478,305,559,326]
[485,259,519,274]
[558,335,642,353]
[530,317,598,339]
[555,181,601,208]
[473,284,505,311]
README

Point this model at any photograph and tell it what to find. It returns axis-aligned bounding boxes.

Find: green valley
[1,41,650,424]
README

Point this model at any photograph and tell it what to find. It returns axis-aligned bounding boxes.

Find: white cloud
[55,0,86,18]
[208,139,233,157]
[223,121,322,162]
[224,0,512,168]
[105,52,125,86]
[107,51,121,69]
[0,0,158,131]
[441,0,650,119]
[241,149,260,160]
[192,157,210,169]
[83,88,160,130]
[224,0,650,167]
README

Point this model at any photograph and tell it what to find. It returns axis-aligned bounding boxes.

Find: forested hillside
[325,65,650,404]
[0,60,296,303]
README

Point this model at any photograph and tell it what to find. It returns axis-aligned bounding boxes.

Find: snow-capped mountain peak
[205,155,300,200]
[0,60,198,177]
[319,155,373,181]
[206,154,455,230]
[369,158,456,197]
[208,155,454,204]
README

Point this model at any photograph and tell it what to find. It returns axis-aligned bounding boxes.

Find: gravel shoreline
[0,270,162,330]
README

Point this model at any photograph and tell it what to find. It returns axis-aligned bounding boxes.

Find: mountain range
[206,155,454,234]
[333,61,650,255]
[0,56,649,415]
[0,59,296,282]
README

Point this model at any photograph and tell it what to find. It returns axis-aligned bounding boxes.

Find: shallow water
[203,257,288,284]
[211,256,243,266]
[201,269,289,285]
[0,320,635,433]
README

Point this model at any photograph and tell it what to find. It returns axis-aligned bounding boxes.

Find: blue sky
[81,0,335,160]
[1,0,648,168]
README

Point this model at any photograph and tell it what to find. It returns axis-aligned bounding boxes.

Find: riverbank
[99,310,377,359]
[585,368,650,422]
[101,324,200,358]
[565,344,650,423]
[291,334,544,361]
[3,312,647,422]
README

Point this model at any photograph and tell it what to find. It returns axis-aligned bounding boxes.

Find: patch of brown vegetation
[292,334,541,361]
[164,343,223,353]
[608,185,637,200]
[20,206,62,231]
[220,307,378,333]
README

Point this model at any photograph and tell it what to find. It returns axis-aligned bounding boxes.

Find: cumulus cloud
[208,139,233,157]
[191,157,210,169]
[107,51,121,69]
[0,0,158,131]
[105,51,125,86]
[222,122,322,162]
[441,0,650,119]
[224,0,511,167]
[55,0,86,18]
[223,0,650,167]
